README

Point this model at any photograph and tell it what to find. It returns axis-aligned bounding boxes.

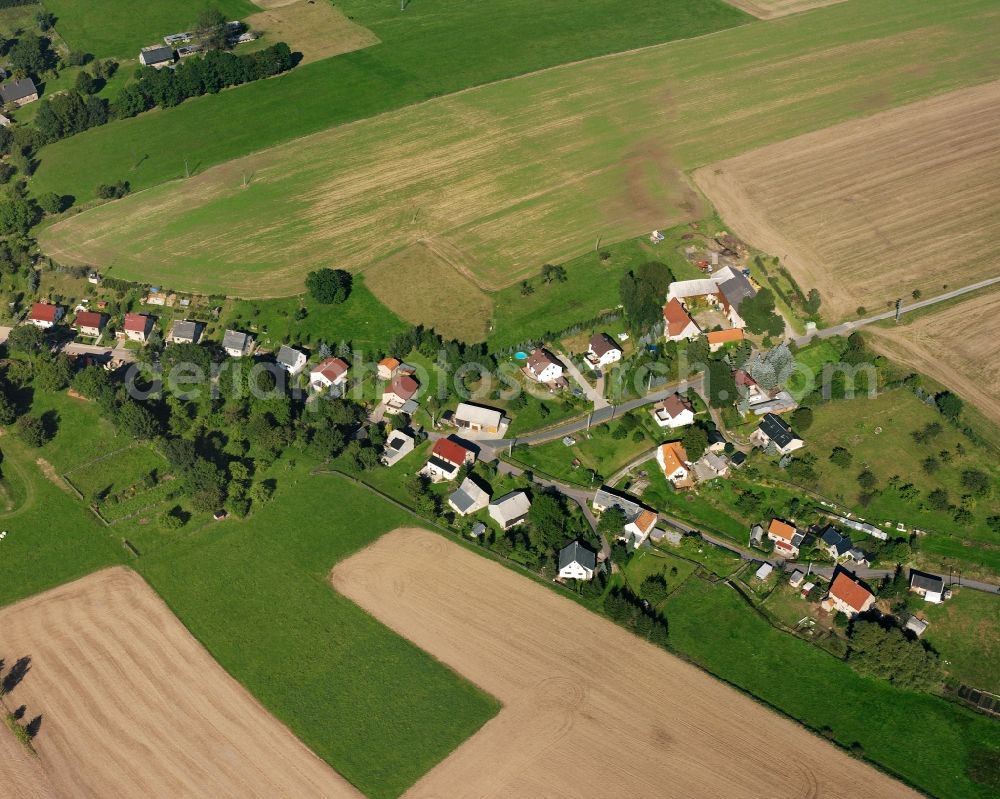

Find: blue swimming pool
[514,351,528,360]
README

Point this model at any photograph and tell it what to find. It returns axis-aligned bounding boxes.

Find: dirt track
[0,568,361,799]
[868,290,1000,428]
[693,81,1000,322]
[723,0,844,19]
[332,528,919,799]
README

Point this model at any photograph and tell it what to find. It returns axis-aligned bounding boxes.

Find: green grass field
[921,588,1000,694]
[36,0,1000,301]
[45,0,260,59]
[136,469,498,799]
[665,576,1000,799]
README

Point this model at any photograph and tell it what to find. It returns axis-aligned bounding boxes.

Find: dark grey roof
[276,345,304,367]
[0,78,36,104]
[910,571,944,593]
[790,531,805,548]
[558,540,597,571]
[222,329,250,351]
[708,429,725,446]
[820,525,851,554]
[171,319,198,340]
[730,451,747,466]
[141,45,174,64]
[593,487,642,522]
[448,477,489,514]
[718,270,756,310]
[758,413,799,449]
[427,455,457,474]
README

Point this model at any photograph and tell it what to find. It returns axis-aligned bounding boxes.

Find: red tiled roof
[662,298,694,337]
[526,348,560,376]
[830,572,874,613]
[734,368,756,387]
[431,437,471,466]
[658,442,688,476]
[378,357,400,370]
[659,392,692,418]
[30,303,60,322]
[768,518,797,543]
[312,357,348,381]
[389,374,419,400]
[633,509,657,533]
[124,313,149,332]
[74,311,104,329]
[707,328,745,345]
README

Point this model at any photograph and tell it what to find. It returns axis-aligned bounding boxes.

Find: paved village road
[791,276,1000,346]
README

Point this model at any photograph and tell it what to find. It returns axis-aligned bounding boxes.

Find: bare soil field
[364,242,494,341]
[868,290,1000,429]
[723,0,844,19]
[0,568,362,799]
[0,720,58,799]
[694,81,1000,323]
[246,1,380,64]
[332,528,918,799]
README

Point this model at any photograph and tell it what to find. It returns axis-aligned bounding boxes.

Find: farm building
[420,437,474,483]
[123,312,153,342]
[310,357,349,392]
[448,477,491,517]
[557,540,597,581]
[74,310,106,337]
[139,45,175,68]
[707,328,745,352]
[454,402,509,437]
[585,333,622,369]
[275,345,307,375]
[0,77,38,107]
[662,298,699,342]
[169,319,201,345]
[667,266,756,330]
[651,393,694,429]
[487,491,531,530]
[28,302,63,328]
[381,430,414,467]
[222,329,253,358]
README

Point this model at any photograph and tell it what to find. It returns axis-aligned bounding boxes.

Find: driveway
[556,350,608,409]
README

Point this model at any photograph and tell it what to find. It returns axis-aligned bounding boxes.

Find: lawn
[664,576,1000,799]
[0,435,123,608]
[26,389,125,472]
[762,389,1000,569]
[921,588,1000,694]
[136,468,498,799]
[45,0,260,59]
[620,547,696,605]
[62,441,167,502]
[37,1,1000,298]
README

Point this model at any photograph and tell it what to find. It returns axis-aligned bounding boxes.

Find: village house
[28,302,63,329]
[168,319,201,345]
[585,333,622,370]
[651,392,695,429]
[275,345,307,375]
[448,476,491,517]
[706,429,727,453]
[420,437,474,482]
[454,402,509,437]
[662,298,700,342]
[749,523,765,549]
[558,540,597,581]
[310,357,350,392]
[789,569,805,588]
[377,357,401,381]
[656,442,693,488]
[666,267,757,330]
[819,525,853,560]
[825,570,876,618]
[222,329,253,358]
[525,348,565,385]
[123,312,153,343]
[750,413,804,455]
[592,488,657,548]
[735,369,798,416]
[909,570,946,604]
[381,429,415,467]
[693,451,729,482]
[488,491,531,530]
[383,374,420,415]
[139,45,175,68]
[74,310,106,338]
[0,77,38,107]
[707,328,745,353]
[767,518,804,559]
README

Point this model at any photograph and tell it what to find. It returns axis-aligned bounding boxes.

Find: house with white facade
[750,413,804,455]
[222,329,253,358]
[454,402,509,437]
[525,348,564,384]
[585,333,622,370]
[909,571,946,604]
[381,429,415,467]
[28,302,63,329]
[558,540,597,581]
[419,437,474,482]
[275,345,307,375]
[488,491,531,530]
[767,518,804,559]
[825,570,876,618]
[123,312,153,343]
[656,442,693,488]
[448,477,491,517]
[651,393,695,429]
[310,357,349,392]
[662,298,700,342]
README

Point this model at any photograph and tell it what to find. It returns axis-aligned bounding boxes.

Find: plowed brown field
[0,568,361,799]
[332,528,919,799]
[694,81,1000,322]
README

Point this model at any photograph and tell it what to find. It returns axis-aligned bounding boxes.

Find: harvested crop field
[723,0,844,19]
[38,0,1000,297]
[694,80,1000,323]
[364,242,493,341]
[245,1,380,64]
[868,289,1000,429]
[0,568,361,799]
[332,528,918,799]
